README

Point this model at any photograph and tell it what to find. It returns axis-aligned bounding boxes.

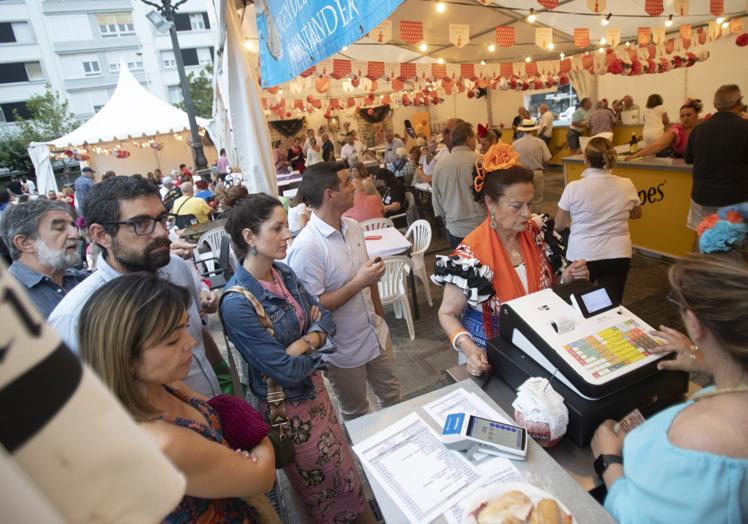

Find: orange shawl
[460,217,546,304]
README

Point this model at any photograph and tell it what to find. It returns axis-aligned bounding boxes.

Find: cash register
[486,280,689,445]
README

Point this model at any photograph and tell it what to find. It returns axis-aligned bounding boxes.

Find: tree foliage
[175,64,213,119]
[0,85,78,174]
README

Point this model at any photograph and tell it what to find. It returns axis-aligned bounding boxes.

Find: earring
[249,245,257,256]
[490,211,496,229]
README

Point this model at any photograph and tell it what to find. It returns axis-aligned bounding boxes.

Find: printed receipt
[352,412,482,523]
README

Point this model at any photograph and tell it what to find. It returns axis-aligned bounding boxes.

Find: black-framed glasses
[666,290,685,310]
[103,212,171,236]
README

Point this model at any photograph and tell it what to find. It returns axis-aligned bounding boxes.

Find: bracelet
[450,329,470,352]
[302,334,315,351]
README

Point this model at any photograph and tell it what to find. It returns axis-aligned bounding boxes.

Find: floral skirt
[260,373,365,523]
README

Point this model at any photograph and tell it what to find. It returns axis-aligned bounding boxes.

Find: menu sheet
[352,413,482,523]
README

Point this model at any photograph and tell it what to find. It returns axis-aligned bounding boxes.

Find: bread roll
[477,490,533,524]
[529,499,562,524]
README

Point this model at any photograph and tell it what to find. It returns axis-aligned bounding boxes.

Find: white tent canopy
[28,62,211,194]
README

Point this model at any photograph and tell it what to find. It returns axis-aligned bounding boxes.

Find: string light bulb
[602,13,612,26]
[559,52,565,59]
[527,8,537,24]
[437,57,445,64]
[435,1,446,13]
[480,60,486,65]
[665,14,673,27]
[716,16,725,24]
[598,47,605,53]
[547,42,554,50]
[600,37,607,45]
[625,41,631,47]
[525,56,531,63]
[342,46,348,51]
[721,21,729,29]
[488,43,496,52]
[419,42,428,52]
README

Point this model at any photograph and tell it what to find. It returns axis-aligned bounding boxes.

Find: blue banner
[255,0,405,87]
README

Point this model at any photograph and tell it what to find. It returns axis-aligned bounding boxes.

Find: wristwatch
[593,454,623,477]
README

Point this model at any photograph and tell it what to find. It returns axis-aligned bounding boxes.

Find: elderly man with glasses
[49,176,223,397]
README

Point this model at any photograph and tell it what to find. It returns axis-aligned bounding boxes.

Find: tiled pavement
[213,167,699,522]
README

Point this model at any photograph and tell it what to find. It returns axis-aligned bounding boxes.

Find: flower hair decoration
[698,208,748,254]
[473,143,521,194]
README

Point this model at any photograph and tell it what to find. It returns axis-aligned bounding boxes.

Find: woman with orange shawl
[432,143,589,376]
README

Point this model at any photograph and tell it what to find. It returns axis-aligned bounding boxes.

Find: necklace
[690,384,748,402]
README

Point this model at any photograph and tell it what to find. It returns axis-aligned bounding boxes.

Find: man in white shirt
[340,132,364,167]
[537,104,554,146]
[513,119,552,204]
[48,176,222,398]
[302,128,316,155]
[383,129,405,165]
[287,161,401,420]
[159,175,175,199]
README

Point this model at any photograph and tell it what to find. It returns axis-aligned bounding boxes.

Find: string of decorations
[49,129,208,160]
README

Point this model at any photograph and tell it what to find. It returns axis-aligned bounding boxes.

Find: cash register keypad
[562,320,661,379]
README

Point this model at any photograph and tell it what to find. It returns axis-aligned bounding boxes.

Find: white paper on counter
[423,387,513,427]
[352,412,483,524]
[442,458,522,524]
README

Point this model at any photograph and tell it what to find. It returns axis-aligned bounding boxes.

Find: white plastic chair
[193,227,228,282]
[405,219,433,307]
[361,217,394,231]
[377,256,415,340]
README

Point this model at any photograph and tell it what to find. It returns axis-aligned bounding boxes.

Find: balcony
[54,35,140,54]
[63,69,148,91]
[42,0,133,15]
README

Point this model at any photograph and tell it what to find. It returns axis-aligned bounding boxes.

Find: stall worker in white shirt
[513,119,551,205]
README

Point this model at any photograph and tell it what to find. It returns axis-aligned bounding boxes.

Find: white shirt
[538,111,554,138]
[287,203,309,234]
[419,152,438,177]
[305,147,324,166]
[49,254,220,397]
[557,167,641,261]
[25,179,37,194]
[159,185,170,198]
[513,135,551,172]
[384,137,405,164]
[340,142,360,166]
[302,136,316,155]
[287,213,388,368]
[643,106,666,134]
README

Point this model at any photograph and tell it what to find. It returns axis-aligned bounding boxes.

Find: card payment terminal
[441,412,528,461]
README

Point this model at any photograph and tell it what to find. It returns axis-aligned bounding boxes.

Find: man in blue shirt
[73,166,96,215]
[1,200,87,317]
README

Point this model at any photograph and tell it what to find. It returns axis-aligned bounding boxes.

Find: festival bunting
[331,59,351,79]
[449,24,470,48]
[674,0,689,15]
[535,27,553,49]
[709,0,724,17]
[400,20,424,45]
[644,0,664,16]
[574,28,590,48]
[638,27,651,46]
[525,61,538,77]
[537,0,559,8]
[680,24,692,40]
[605,27,621,47]
[370,20,392,44]
[367,61,384,80]
[500,63,514,78]
[587,0,606,13]
[496,26,515,47]
[653,27,666,44]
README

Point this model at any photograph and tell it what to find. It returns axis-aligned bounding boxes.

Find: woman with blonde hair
[79,273,277,522]
[592,252,748,523]
[555,137,641,303]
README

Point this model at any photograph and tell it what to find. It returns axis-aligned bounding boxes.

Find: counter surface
[345,379,616,524]
[563,153,693,174]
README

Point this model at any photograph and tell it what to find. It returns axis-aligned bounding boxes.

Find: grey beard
[34,239,81,271]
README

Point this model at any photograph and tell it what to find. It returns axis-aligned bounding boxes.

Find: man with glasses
[49,176,221,397]
[1,200,87,317]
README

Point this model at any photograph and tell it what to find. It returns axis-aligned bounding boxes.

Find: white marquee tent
[28,62,214,195]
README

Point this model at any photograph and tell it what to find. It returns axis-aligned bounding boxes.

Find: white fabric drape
[222,0,276,195]
[569,70,597,102]
[27,143,57,195]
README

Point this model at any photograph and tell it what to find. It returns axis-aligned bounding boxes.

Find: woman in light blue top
[591,253,748,524]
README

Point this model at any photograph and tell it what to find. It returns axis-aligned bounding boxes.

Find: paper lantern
[644,0,664,16]
[496,26,515,47]
[574,28,590,48]
[400,21,423,45]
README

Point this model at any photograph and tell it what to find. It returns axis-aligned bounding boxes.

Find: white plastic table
[364,227,411,258]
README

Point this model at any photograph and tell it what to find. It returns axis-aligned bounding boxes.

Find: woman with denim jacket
[220,194,376,524]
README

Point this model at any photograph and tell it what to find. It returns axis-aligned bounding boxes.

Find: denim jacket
[220,262,336,402]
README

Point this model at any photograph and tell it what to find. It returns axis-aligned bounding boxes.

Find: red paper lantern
[367,108,375,116]
[323,111,331,119]
[467,89,475,99]
[737,33,748,47]
[306,95,314,103]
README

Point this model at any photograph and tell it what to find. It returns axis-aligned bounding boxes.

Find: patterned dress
[158,386,261,524]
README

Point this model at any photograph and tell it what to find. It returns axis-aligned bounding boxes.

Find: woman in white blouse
[642,93,670,146]
[554,137,642,303]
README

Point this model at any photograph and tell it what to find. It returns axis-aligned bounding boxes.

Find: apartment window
[181,48,199,67]
[0,101,32,122]
[83,60,101,76]
[175,12,210,31]
[168,86,183,104]
[0,61,43,83]
[161,51,176,68]
[97,13,135,37]
[109,62,120,73]
[128,59,143,70]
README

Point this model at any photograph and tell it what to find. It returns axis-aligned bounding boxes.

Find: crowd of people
[1,82,747,523]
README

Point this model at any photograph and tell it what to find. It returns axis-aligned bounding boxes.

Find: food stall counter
[563,154,695,258]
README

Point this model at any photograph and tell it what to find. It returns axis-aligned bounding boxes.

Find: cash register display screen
[581,288,613,314]
[466,416,524,450]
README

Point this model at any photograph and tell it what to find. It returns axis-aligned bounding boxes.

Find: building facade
[0,0,216,130]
